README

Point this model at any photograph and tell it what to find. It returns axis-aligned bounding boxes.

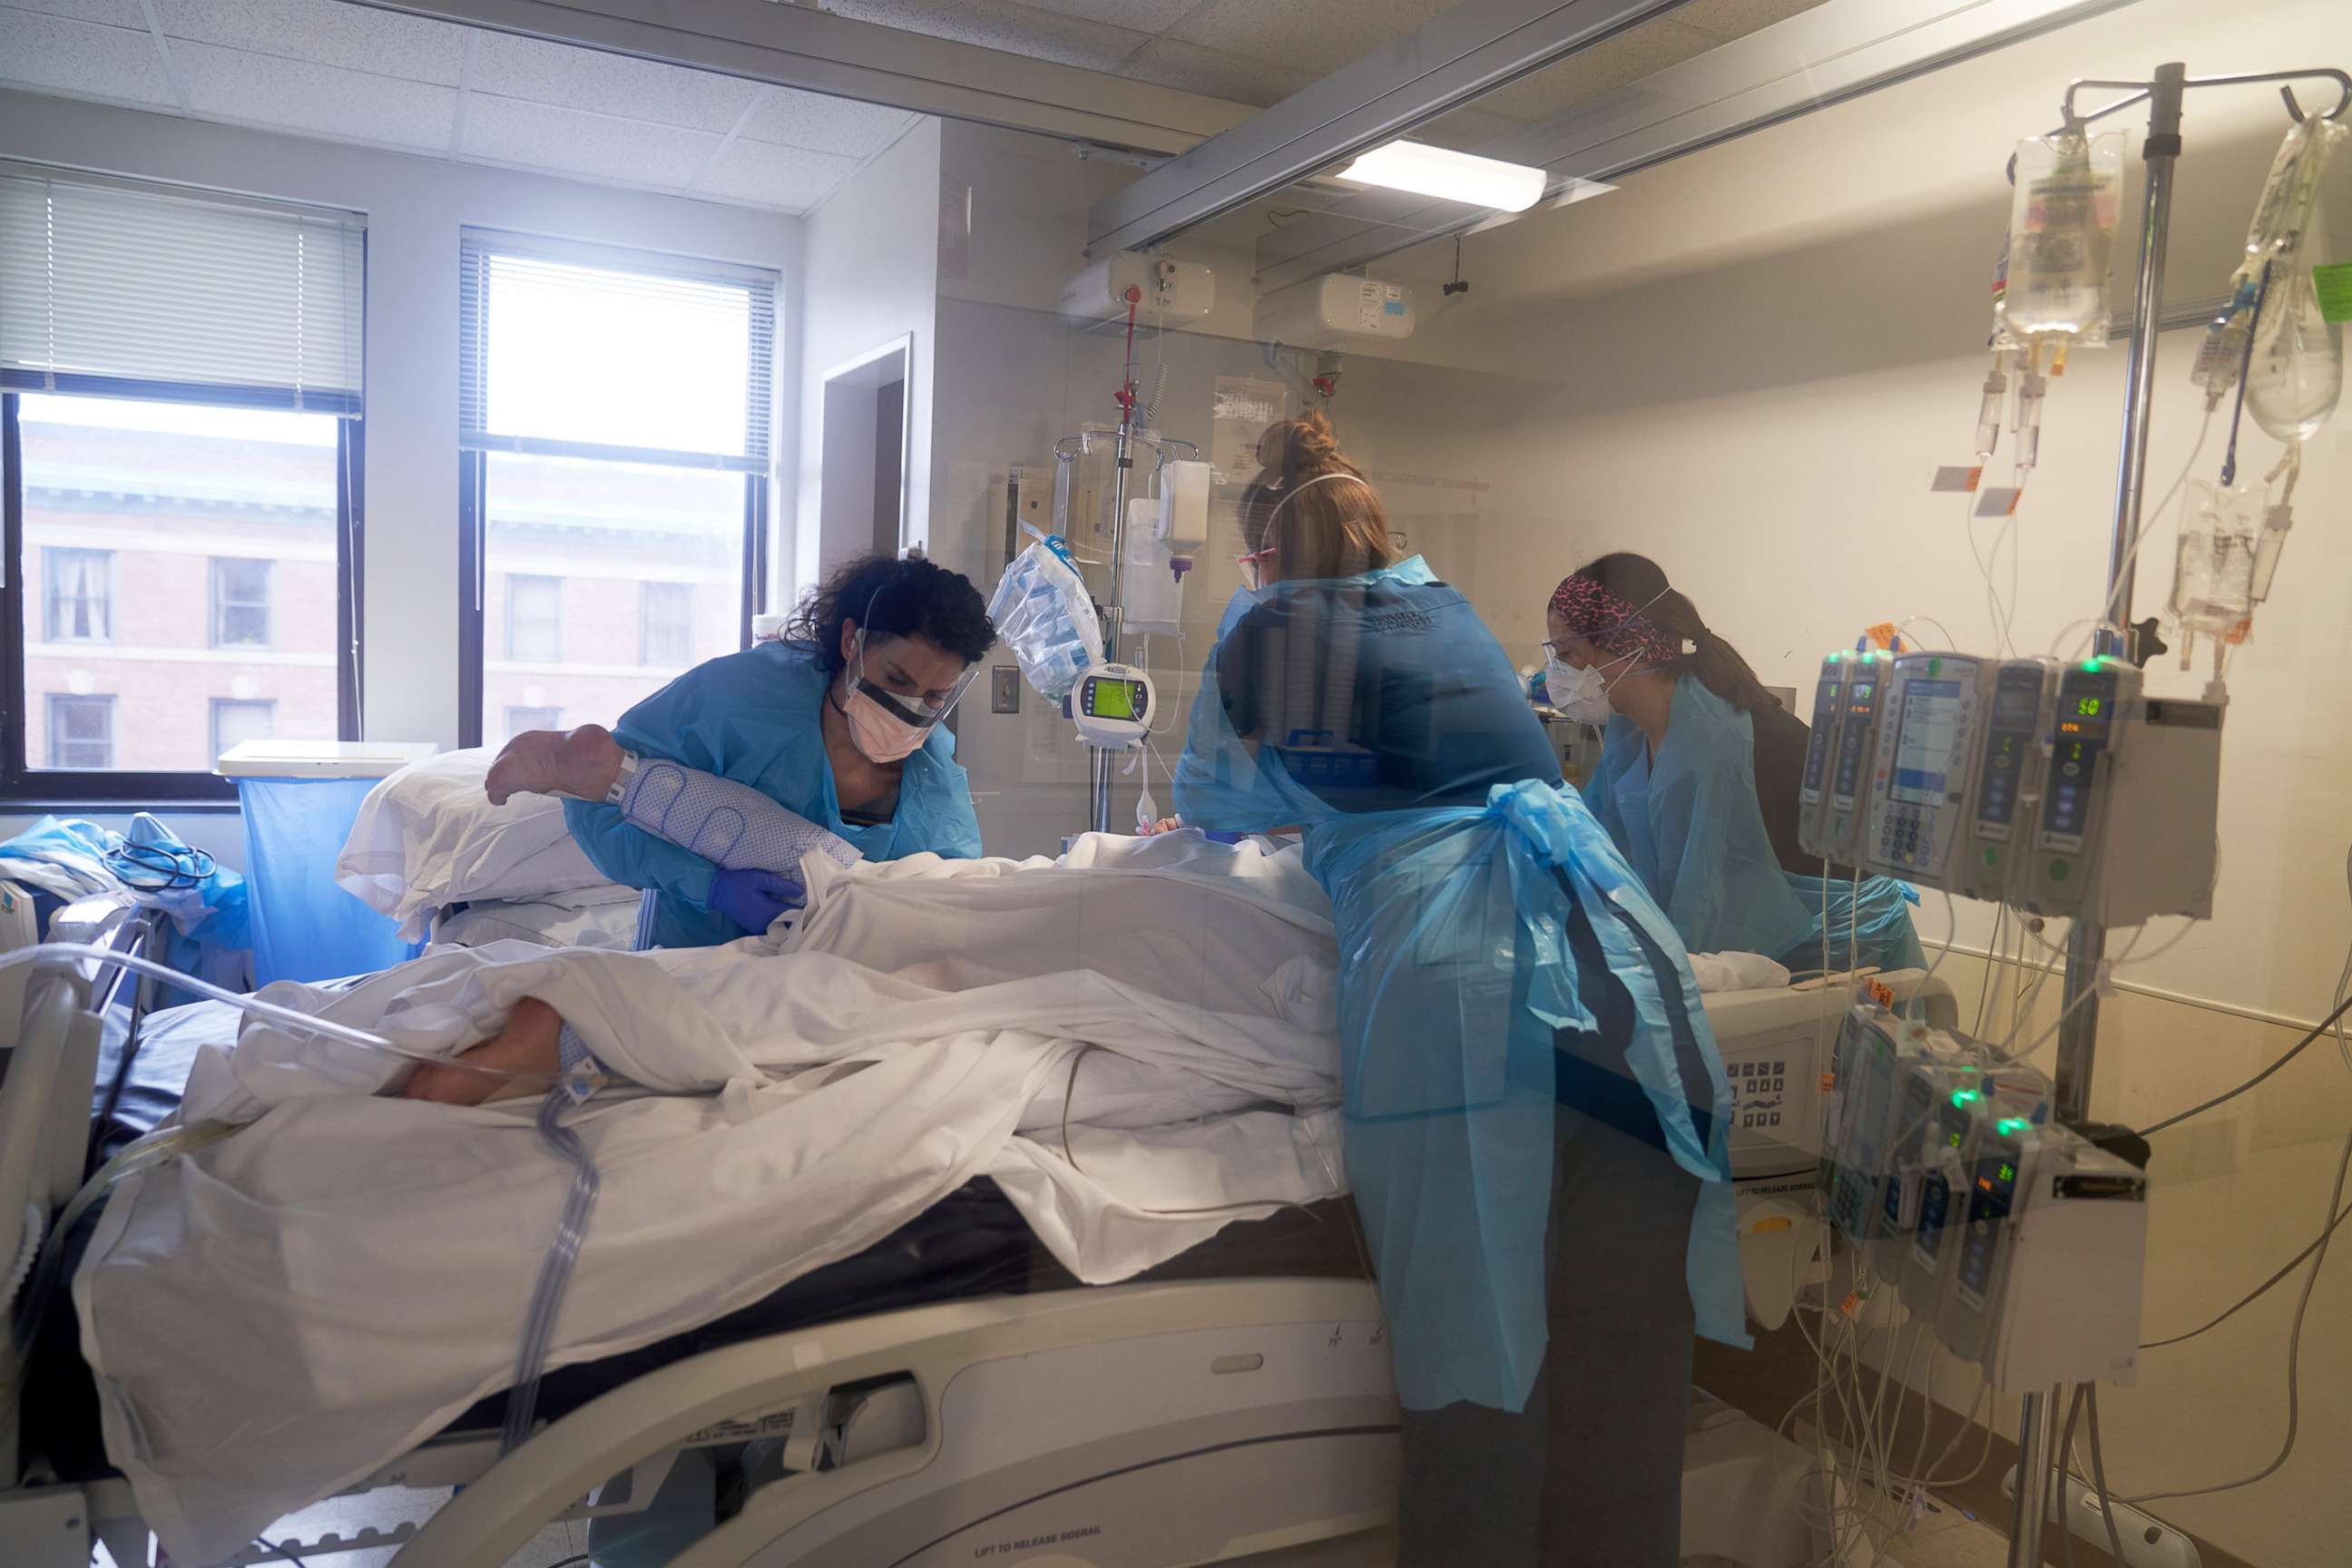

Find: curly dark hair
[784,553,995,676]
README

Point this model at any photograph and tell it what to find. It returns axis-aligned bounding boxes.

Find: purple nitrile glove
[706,867,806,935]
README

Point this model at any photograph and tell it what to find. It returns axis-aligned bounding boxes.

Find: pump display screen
[1831,678,1882,802]
[2042,671,2118,839]
[1974,669,2044,829]
[1889,680,1964,804]
[1084,679,1143,721]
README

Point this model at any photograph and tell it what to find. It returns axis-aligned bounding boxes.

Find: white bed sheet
[429,883,642,950]
[75,834,1349,1563]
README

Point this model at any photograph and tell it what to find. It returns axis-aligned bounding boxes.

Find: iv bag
[2201,116,2347,436]
[1994,128,2126,348]
[2166,481,2263,664]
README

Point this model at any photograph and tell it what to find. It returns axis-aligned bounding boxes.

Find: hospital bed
[2,897,1955,1567]
[2,897,1402,1568]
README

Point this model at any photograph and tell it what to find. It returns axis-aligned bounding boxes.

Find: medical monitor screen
[1088,680,1137,720]
[1888,680,1963,805]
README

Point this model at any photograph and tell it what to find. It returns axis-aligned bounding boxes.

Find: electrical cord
[2122,1114,2351,1504]
[2083,1389,2130,1565]
[2135,992,2352,1138]
[250,1538,311,1568]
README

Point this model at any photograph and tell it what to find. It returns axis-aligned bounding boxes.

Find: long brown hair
[1240,411,1396,582]
[1559,552,1782,715]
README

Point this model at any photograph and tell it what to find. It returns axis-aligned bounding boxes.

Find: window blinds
[0,164,365,413]
[459,228,776,471]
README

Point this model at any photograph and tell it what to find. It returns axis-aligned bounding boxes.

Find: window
[1,167,364,800]
[459,231,773,746]
[641,582,697,667]
[210,699,275,761]
[210,558,274,648]
[46,695,114,769]
[503,706,564,740]
[44,548,113,642]
[505,574,565,662]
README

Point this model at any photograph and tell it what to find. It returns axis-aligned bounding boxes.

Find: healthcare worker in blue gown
[559,553,993,947]
[1158,413,1746,1566]
[1545,554,1924,975]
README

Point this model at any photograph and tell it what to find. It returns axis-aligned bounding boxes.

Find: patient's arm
[489,722,859,876]
[398,996,565,1105]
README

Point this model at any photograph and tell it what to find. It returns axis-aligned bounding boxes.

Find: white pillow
[337,748,612,939]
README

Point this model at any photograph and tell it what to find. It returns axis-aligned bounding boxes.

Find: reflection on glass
[19,393,339,771]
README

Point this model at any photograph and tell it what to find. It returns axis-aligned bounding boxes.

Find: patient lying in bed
[78,834,1350,1563]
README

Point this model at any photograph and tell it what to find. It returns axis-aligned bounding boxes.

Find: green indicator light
[1928,657,1943,675]
[1996,1117,2027,1135]
[1829,651,1845,664]
[2082,658,2102,672]
[1952,1090,1980,1107]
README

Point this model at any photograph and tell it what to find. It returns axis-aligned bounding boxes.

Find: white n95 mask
[1547,657,1614,726]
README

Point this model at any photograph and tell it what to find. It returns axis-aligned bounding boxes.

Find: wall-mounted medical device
[2014,658,2223,925]
[1072,663,1155,750]
[1060,251,1215,327]
[1860,652,1992,888]
[1954,658,2060,903]
[1254,274,1416,347]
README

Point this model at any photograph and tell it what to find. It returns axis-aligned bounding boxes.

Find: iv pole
[2005,60,2351,1568]
[1069,285,1197,837]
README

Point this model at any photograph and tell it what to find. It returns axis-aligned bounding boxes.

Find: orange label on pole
[1864,622,1900,651]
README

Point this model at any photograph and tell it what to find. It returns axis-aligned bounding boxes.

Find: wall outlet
[991,666,1020,714]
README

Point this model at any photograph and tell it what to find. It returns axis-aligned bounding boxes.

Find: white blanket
[75,835,1348,1563]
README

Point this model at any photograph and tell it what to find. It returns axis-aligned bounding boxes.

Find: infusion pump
[1799,649,2220,924]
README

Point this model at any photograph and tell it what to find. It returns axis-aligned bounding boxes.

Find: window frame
[209,696,277,761]
[208,555,276,651]
[1,389,367,805]
[639,580,698,668]
[43,545,115,643]
[45,692,116,770]
[503,572,566,664]
[456,231,773,749]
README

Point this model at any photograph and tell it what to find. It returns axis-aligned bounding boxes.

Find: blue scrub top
[564,642,982,947]
[1581,674,1818,965]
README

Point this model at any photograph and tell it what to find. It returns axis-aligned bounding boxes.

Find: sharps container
[218,740,436,985]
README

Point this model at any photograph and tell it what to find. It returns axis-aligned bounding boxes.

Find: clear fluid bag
[1995,128,2126,348]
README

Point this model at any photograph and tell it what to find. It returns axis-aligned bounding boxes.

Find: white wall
[792,118,939,590]
[0,89,803,754]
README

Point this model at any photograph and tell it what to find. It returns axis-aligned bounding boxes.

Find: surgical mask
[1547,649,1639,726]
[838,590,976,763]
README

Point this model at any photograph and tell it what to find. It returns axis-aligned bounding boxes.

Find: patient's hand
[399,996,564,1105]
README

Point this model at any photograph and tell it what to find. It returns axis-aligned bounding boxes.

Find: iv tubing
[7,944,556,1084]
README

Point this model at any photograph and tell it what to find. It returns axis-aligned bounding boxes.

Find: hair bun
[1260,411,1343,474]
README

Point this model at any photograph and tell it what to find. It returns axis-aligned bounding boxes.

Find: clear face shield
[839,586,980,762]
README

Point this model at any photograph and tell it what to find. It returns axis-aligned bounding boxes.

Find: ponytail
[1683,625,1780,716]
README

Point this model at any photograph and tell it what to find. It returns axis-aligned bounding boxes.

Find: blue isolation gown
[1583,674,1922,975]
[1174,560,1746,1414]
[564,642,983,947]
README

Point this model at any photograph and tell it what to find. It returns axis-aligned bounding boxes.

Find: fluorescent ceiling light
[1339,140,1546,212]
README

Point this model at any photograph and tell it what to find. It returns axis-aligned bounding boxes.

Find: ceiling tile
[1470,18,1723,123]
[469,30,762,132]
[1167,0,1455,79]
[1671,0,1832,44]
[738,84,916,158]
[154,0,468,86]
[694,139,862,213]
[461,93,717,188]
[1011,0,1206,29]
[822,0,1152,75]
[173,38,456,150]
[0,7,178,107]
[1119,36,1315,109]
[1411,106,1526,151]
[8,0,147,25]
